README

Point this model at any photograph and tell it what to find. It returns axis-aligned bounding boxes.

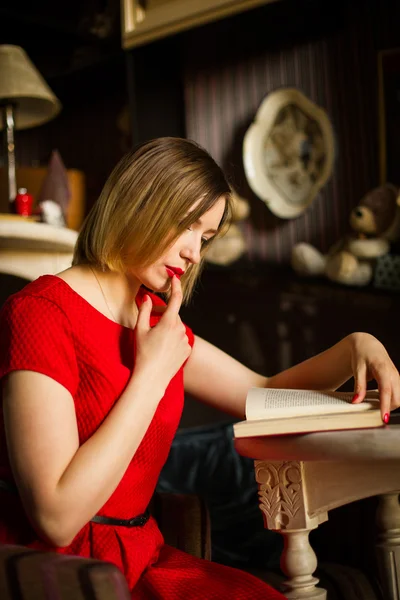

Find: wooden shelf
[121,0,280,49]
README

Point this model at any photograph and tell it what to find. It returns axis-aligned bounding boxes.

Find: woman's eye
[201,237,210,245]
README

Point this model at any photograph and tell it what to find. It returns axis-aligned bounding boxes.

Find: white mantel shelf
[0,219,77,281]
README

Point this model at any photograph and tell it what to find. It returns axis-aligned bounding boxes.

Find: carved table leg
[280,528,326,599]
[255,460,327,600]
[376,492,400,600]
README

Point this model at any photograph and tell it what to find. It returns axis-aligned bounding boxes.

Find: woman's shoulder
[0,276,80,396]
[0,276,80,334]
[2,275,70,314]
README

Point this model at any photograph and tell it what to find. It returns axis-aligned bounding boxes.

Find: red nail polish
[384,413,390,424]
[351,394,359,403]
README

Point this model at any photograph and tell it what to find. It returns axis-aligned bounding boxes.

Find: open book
[233,388,383,438]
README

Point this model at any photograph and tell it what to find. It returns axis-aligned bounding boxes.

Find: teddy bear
[291,183,400,286]
[204,191,250,266]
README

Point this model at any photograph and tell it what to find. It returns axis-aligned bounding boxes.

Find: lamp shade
[0,45,61,130]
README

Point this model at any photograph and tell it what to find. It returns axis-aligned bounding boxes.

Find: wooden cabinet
[121,0,278,48]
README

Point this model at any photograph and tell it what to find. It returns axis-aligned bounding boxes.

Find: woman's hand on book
[349,332,400,422]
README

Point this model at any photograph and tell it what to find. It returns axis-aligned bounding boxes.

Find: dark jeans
[157,422,282,569]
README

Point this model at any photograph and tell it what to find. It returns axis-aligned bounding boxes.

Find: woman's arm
[3,369,161,548]
[183,336,267,418]
[3,277,190,548]
[184,332,400,420]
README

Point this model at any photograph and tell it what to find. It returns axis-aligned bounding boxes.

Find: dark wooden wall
[183,0,383,263]
[5,0,398,258]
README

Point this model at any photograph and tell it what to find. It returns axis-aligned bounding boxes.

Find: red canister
[14,188,34,217]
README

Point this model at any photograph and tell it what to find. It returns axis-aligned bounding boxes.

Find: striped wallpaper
[183,2,379,264]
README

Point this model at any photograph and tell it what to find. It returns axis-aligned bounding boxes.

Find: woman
[0,137,398,599]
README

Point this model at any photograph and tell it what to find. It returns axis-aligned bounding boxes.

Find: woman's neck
[58,265,141,329]
[90,267,141,329]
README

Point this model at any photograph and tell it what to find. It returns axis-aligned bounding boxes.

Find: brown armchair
[0,493,210,600]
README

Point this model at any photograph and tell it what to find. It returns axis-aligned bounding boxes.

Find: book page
[245,388,380,421]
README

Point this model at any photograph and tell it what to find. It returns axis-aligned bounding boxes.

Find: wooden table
[235,425,400,599]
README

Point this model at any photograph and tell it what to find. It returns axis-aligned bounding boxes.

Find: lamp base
[1,103,17,205]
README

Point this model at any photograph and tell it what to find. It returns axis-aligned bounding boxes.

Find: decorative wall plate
[243,88,335,219]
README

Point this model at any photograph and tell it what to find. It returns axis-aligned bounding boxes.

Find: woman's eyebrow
[195,218,218,235]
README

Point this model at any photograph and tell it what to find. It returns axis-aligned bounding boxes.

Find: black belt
[0,479,150,528]
[91,509,150,527]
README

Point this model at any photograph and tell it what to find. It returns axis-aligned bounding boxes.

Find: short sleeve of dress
[184,323,195,348]
[0,295,79,397]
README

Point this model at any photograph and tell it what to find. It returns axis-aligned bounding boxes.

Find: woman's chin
[159,280,172,293]
[143,276,171,294]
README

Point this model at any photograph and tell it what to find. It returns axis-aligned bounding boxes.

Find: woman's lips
[166,266,184,278]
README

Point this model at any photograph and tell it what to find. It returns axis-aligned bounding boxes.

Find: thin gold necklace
[90,266,118,323]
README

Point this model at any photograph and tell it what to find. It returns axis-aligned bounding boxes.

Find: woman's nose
[182,240,201,264]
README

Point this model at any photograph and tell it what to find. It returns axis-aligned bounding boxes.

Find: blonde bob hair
[73,137,232,302]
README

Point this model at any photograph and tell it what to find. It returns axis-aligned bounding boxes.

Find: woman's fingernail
[352,393,359,403]
[383,413,390,424]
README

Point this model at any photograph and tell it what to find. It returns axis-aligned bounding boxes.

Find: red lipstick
[166,266,184,278]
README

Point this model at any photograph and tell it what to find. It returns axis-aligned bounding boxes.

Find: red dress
[0,275,284,599]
